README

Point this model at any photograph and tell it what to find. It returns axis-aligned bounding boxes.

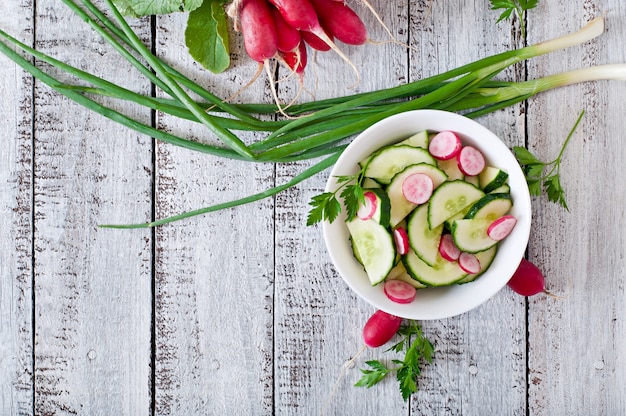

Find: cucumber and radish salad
[346,129,517,304]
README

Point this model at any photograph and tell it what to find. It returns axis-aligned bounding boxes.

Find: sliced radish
[401,173,433,205]
[458,252,481,274]
[457,146,486,176]
[487,215,517,241]
[428,131,462,160]
[384,280,417,304]
[438,233,461,261]
[393,227,410,255]
[357,191,378,220]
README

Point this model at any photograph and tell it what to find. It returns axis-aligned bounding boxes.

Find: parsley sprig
[306,169,367,226]
[355,320,434,401]
[489,0,538,39]
[513,110,584,211]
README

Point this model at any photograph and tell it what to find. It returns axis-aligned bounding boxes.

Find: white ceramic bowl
[322,110,531,320]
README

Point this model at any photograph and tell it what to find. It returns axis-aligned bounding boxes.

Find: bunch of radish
[233,0,370,105]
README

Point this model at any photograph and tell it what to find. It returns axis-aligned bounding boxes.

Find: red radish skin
[402,173,434,205]
[393,227,409,255]
[357,191,379,220]
[271,7,301,53]
[309,0,368,45]
[384,280,417,304]
[280,41,308,74]
[507,258,559,297]
[457,146,486,176]
[239,0,279,62]
[487,215,517,241]
[301,29,333,51]
[428,131,462,161]
[439,233,461,261]
[362,310,403,348]
[268,0,360,80]
[458,252,481,274]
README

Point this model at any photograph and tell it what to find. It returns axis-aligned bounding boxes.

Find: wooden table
[1,1,625,415]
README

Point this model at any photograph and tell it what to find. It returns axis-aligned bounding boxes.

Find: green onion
[0,1,622,227]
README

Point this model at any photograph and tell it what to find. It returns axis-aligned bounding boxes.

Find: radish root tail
[205,62,263,112]
[313,29,361,87]
[319,344,367,416]
[356,0,395,42]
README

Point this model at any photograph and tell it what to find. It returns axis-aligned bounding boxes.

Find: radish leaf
[186,0,230,73]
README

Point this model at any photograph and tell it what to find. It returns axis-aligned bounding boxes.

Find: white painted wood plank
[527,1,626,414]
[152,11,275,415]
[30,1,152,414]
[0,2,34,415]
[272,1,412,414]
[406,1,527,414]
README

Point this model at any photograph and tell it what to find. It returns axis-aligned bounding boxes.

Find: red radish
[457,145,486,176]
[300,29,333,51]
[362,310,403,348]
[309,0,368,45]
[428,131,462,160]
[384,280,417,304]
[268,0,360,80]
[458,252,481,274]
[487,215,517,241]
[507,258,556,296]
[356,191,379,220]
[438,233,461,261]
[402,173,433,205]
[393,227,409,255]
[271,7,301,53]
[280,41,308,75]
[239,0,278,62]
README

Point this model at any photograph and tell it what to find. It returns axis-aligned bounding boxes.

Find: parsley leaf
[306,169,367,226]
[513,109,584,211]
[355,320,433,401]
[489,0,539,39]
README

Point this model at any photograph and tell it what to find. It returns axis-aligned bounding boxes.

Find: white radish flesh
[438,233,461,261]
[357,191,378,220]
[458,252,481,274]
[487,215,517,241]
[457,145,486,176]
[401,173,433,205]
[384,280,417,304]
[428,131,462,160]
[393,227,409,255]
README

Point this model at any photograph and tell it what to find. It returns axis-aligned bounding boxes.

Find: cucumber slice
[407,204,443,267]
[489,183,510,194]
[479,166,509,193]
[456,246,497,284]
[386,163,448,227]
[362,178,382,189]
[403,249,468,286]
[396,130,429,149]
[451,218,497,253]
[464,193,513,221]
[386,263,429,289]
[427,180,485,229]
[437,157,465,181]
[363,145,436,184]
[464,174,479,187]
[346,218,396,285]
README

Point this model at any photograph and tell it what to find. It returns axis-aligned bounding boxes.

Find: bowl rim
[322,109,531,320]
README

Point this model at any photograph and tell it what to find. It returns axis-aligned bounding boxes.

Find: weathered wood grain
[407,1,527,414]
[1,0,625,415]
[152,11,275,415]
[0,1,34,415]
[29,1,153,414]
[527,1,626,415]
[272,1,413,414]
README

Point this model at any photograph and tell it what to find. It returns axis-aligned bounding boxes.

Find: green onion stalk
[0,0,624,227]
